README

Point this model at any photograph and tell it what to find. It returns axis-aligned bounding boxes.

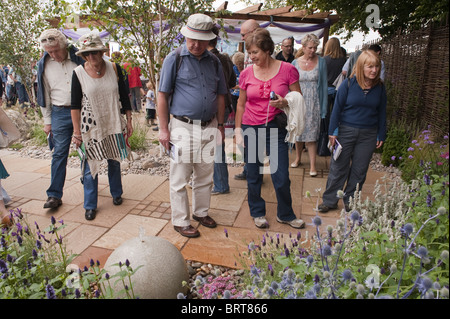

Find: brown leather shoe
[43,197,62,209]
[174,225,200,238]
[193,215,217,228]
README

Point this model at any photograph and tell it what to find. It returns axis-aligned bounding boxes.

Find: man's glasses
[82,51,100,57]
[240,27,256,38]
[282,45,293,48]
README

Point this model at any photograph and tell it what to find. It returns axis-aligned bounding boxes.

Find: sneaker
[254,216,269,228]
[317,203,338,213]
[276,217,305,229]
[152,126,159,131]
[211,189,230,195]
[234,172,246,180]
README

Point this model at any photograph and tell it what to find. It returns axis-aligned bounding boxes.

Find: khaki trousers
[169,117,218,227]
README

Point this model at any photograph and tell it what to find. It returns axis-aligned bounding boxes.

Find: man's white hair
[39,29,68,50]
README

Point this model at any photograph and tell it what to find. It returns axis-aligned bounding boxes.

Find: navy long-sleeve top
[329,77,387,141]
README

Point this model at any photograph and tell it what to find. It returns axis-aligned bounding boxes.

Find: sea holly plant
[204,164,448,299]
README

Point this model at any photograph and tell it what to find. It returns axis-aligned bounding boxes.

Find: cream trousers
[169,117,218,227]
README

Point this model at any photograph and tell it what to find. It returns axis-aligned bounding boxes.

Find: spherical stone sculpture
[104,236,189,299]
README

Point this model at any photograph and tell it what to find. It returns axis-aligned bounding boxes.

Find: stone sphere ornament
[104,234,189,299]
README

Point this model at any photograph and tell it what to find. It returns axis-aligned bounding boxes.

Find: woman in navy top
[318,50,387,212]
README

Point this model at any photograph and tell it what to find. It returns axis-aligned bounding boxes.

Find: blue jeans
[46,106,73,200]
[242,121,296,221]
[322,125,378,206]
[213,107,230,193]
[16,82,29,104]
[82,159,123,210]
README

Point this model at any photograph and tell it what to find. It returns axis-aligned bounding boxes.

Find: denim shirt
[158,44,227,122]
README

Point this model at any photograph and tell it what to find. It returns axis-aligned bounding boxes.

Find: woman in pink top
[235,28,305,230]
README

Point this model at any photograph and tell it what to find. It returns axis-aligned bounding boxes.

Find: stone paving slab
[1,145,393,272]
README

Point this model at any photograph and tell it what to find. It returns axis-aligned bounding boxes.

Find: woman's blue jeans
[242,121,296,221]
[82,159,123,210]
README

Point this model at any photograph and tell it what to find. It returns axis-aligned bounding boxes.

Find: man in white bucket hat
[158,13,228,238]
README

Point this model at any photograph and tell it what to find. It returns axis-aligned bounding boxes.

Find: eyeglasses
[40,37,56,44]
[240,28,256,38]
[82,51,101,57]
[240,31,250,38]
[282,45,293,48]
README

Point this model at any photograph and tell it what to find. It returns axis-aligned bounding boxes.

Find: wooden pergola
[210,1,340,52]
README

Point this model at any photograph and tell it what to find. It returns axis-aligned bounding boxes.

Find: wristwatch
[218,123,224,127]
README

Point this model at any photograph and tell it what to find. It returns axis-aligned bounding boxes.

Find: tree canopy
[240,0,449,40]
[52,0,217,91]
[0,0,51,103]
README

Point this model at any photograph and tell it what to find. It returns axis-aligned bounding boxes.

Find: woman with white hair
[290,34,328,176]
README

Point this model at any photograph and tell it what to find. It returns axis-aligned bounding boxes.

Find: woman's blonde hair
[323,37,344,59]
[351,50,382,87]
[300,33,320,48]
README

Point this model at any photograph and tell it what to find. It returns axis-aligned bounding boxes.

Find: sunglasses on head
[40,37,56,44]
[82,51,101,57]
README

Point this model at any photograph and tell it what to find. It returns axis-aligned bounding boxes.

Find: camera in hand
[270,91,278,100]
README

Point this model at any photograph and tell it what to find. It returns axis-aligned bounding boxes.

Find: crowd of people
[1,14,386,237]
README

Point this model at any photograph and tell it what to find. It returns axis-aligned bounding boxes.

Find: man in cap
[36,29,85,209]
[157,13,228,238]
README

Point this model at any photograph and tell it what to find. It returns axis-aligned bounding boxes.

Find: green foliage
[381,120,412,167]
[0,0,51,108]
[29,124,47,146]
[128,121,149,151]
[8,143,24,150]
[399,127,449,183]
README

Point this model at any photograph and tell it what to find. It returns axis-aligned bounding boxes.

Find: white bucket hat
[180,13,217,41]
[75,32,108,56]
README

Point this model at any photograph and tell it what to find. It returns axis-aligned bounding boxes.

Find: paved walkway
[1,116,388,270]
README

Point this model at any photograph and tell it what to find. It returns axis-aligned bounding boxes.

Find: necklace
[89,62,103,76]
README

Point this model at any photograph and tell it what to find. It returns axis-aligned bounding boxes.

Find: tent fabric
[60,18,330,45]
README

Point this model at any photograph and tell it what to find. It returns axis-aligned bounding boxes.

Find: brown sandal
[1,214,13,228]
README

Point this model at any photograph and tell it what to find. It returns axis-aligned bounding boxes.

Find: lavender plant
[1,209,141,299]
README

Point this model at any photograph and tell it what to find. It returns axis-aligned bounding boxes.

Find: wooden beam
[211,12,329,25]
[235,3,263,14]
[253,6,294,16]
[215,1,228,11]
[278,10,313,18]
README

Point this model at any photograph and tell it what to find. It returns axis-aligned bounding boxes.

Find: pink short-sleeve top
[239,61,299,126]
